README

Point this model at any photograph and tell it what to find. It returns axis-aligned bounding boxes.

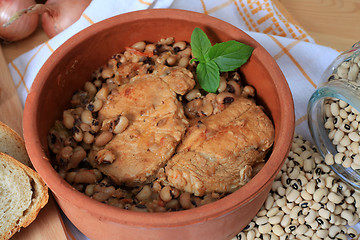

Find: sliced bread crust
[0,152,49,240]
[0,121,31,167]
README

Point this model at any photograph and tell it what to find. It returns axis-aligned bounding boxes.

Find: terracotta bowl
[23,9,294,240]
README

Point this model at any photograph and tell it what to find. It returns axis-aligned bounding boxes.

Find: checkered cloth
[8,0,356,239]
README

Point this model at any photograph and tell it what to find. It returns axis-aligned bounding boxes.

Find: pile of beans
[233,135,360,240]
[48,37,258,212]
[322,54,360,171]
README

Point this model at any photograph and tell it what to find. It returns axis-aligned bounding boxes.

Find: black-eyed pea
[145,43,156,53]
[284,225,296,234]
[227,80,242,96]
[199,102,213,117]
[165,199,180,210]
[152,181,162,192]
[95,149,115,164]
[256,209,267,217]
[268,215,283,225]
[286,189,299,202]
[216,92,235,105]
[304,209,316,223]
[294,224,307,235]
[262,234,270,240]
[91,99,104,112]
[258,223,271,234]
[101,67,114,79]
[340,209,354,223]
[264,195,274,210]
[178,47,192,57]
[304,228,314,238]
[93,79,102,88]
[73,169,100,184]
[313,188,328,202]
[185,89,201,102]
[136,185,152,201]
[336,233,347,240]
[95,87,109,100]
[255,216,268,226]
[60,146,73,160]
[242,85,255,98]
[334,205,343,215]
[159,185,172,202]
[316,229,329,238]
[68,146,86,169]
[83,131,95,145]
[308,220,318,230]
[236,232,246,239]
[246,230,255,240]
[276,186,285,197]
[297,236,310,240]
[347,227,359,239]
[131,41,146,52]
[91,119,101,132]
[79,122,91,132]
[113,116,129,134]
[301,190,312,201]
[327,192,343,204]
[166,55,177,66]
[85,184,95,196]
[65,171,77,183]
[63,110,75,129]
[171,188,180,199]
[217,76,227,93]
[266,207,279,217]
[177,56,189,68]
[173,41,186,51]
[179,192,193,209]
[81,110,93,125]
[92,191,111,202]
[94,131,113,147]
[84,81,97,97]
[271,180,282,192]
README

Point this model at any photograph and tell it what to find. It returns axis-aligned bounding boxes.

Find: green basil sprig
[190,27,254,93]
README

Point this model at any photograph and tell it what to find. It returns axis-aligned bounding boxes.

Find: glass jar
[308,42,360,190]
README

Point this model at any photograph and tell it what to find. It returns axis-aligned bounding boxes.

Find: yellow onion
[41,0,91,38]
[0,0,39,42]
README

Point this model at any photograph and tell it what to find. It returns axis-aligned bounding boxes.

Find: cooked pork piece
[165,97,275,196]
[88,67,195,185]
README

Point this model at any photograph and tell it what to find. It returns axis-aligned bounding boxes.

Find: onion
[0,0,39,42]
[3,0,91,40]
[41,0,91,38]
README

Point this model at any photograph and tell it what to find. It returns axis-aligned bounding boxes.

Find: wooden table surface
[279,0,360,51]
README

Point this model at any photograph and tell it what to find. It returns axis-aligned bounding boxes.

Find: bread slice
[0,121,31,167]
[0,152,49,240]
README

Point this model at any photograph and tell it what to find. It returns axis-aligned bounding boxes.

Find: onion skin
[0,0,39,42]
[41,0,91,38]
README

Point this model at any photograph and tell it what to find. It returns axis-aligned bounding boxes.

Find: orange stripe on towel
[82,13,95,25]
[269,35,317,89]
[138,0,151,6]
[295,114,307,127]
[200,0,209,15]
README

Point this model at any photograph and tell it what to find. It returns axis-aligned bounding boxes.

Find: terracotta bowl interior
[24,9,294,228]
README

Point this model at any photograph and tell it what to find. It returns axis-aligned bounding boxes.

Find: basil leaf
[196,61,220,93]
[207,40,254,72]
[190,27,212,62]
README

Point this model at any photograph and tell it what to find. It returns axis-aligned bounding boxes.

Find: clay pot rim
[23,9,294,228]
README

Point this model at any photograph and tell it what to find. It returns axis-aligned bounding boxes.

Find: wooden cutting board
[0,45,68,240]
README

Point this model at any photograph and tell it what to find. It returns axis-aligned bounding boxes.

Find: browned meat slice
[165,97,274,196]
[88,69,194,185]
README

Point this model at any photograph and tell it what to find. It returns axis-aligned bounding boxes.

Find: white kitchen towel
[8,0,357,239]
